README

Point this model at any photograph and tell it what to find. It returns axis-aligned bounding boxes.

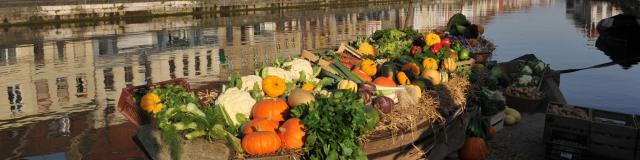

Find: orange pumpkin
[401,63,421,75]
[243,118,279,136]
[373,76,396,87]
[352,68,372,82]
[252,98,289,122]
[361,59,378,76]
[279,118,305,149]
[242,130,282,155]
[263,76,286,98]
[459,137,489,160]
[397,71,410,85]
[422,58,438,71]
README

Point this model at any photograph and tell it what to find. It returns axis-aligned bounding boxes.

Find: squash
[397,72,411,85]
[263,76,286,98]
[442,58,457,72]
[278,118,305,149]
[361,59,378,76]
[421,70,441,85]
[358,42,377,56]
[441,72,449,83]
[337,80,358,92]
[243,118,279,136]
[422,58,438,71]
[287,89,315,107]
[252,98,289,122]
[505,115,517,125]
[459,137,489,160]
[215,88,256,125]
[449,51,459,60]
[242,130,282,155]
[352,68,372,82]
[403,85,422,99]
[401,63,421,76]
[301,83,315,91]
[411,79,433,91]
[373,76,396,87]
[378,62,399,78]
[425,33,441,47]
[140,92,163,114]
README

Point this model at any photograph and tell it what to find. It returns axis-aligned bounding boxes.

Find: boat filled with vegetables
[117,13,555,160]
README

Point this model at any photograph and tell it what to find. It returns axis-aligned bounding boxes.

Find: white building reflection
[567,0,622,39]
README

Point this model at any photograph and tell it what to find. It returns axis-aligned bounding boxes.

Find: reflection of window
[56,41,65,62]
[0,48,17,66]
[183,55,189,76]
[104,68,114,91]
[124,66,133,84]
[47,116,70,137]
[195,55,201,75]
[34,42,45,66]
[169,57,176,79]
[206,54,212,71]
[56,77,69,103]
[35,79,52,112]
[76,76,88,98]
[7,85,23,113]
[226,26,234,43]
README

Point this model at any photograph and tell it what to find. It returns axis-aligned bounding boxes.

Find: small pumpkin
[361,59,378,76]
[403,85,422,99]
[263,76,286,98]
[401,63,421,76]
[373,76,396,87]
[358,42,377,56]
[442,58,457,73]
[242,130,282,155]
[422,58,438,71]
[337,80,358,92]
[459,137,489,160]
[352,68,372,82]
[243,118,279,136]
[421,70,441,85]
[140,92,163,114]
[279,118,305,149]
[397,72,411,85]
[488,127,496,139]
[252,98,289,122]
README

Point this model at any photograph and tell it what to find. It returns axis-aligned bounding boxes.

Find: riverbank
[0,0,404,27]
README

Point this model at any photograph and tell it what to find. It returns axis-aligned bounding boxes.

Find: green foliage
[370,29,414,58]
[290,90,369,160]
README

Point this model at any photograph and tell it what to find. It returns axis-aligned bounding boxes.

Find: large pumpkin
[361,59,378,76]
[243,118,279,136]
[242,130,282,155]
[263,76,286,98]
[252,98,289,122]
[442,58,457,72]
[422,58,438,71]
[279,118,305,149]
[459,137,488,160]
[373,76,396,87]
[140,92,163,114]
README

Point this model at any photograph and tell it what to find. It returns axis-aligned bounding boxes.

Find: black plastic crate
[590,109,638,160]
[546,140,588,160]
[544,102,592,145]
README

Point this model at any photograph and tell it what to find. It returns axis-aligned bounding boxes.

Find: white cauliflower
[535,61,546,72]
[521,66,533,75]
[283,58,314,81]
[215,87,256,125]
[262,67,293,82]
[240,75,262,91]
[518,75,533,86]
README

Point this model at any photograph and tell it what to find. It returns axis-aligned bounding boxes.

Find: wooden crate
[543,102,591,146]
[484,111,504,131]
[545,140,589,160]
[590,109,638,160]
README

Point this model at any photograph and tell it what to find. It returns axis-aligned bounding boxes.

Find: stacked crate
[544,102,591,160]
[588,109,638,160]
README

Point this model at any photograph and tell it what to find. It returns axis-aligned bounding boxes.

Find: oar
[558,61,617,74]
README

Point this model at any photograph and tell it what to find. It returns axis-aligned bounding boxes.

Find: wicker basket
[117,79,192,127]
[505,93,544,113]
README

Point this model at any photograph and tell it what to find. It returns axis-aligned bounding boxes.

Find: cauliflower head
[283,58,314,81]
[214,87,256,125]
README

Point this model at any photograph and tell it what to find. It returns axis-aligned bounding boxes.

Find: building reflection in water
[567,0,622,39]
[0,0,553,158]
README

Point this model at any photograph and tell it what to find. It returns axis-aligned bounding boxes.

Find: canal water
[0,0,637,159]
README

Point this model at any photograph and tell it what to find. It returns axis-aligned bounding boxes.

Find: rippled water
[0,0,637,159]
